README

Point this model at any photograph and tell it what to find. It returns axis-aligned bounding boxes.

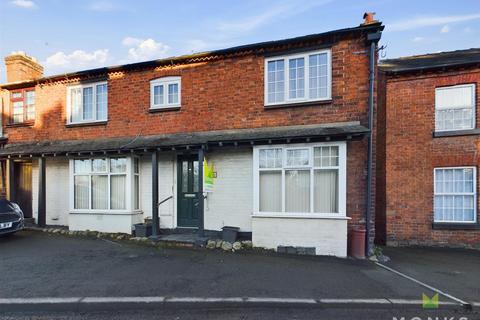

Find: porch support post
[197,147,204,237]
[37,157,46,227]
[8,159,14,201]
[151,150,160,237]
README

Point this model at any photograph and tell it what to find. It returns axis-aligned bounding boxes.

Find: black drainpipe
[365,30,382,256]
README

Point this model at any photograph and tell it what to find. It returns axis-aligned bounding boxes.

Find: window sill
[66,120,108,128]
[6,121,34,128]
[252,213,350,220]
[70,210,141,216]
[432,222,479,230]
[433,128,480,138]
[149,106,181,113]
[264,99,332,110]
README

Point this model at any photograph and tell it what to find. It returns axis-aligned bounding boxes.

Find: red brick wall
[3,35,372,142]
[383,67,480,248]
[2,33,376,230]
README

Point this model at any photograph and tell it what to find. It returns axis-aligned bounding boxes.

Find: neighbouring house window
[254,142,346,215]
[435,84,476,131]
[10,89,35,124]
[150,76,181,109]
[71,157,140,212]
[434,167,477,223]
[264,49,331,106]
[67,81,108,124]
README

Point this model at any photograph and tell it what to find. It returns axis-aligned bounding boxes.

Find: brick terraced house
[0,16,383,257]
[377,48,480,248]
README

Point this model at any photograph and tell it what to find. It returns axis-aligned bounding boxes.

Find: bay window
[254,142,346,215]
[67,81,108,124]
[71,157,140,212]
[434,167,476,223]
[265,49,331,106]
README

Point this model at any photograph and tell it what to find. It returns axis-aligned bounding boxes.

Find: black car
[0,199,24,236]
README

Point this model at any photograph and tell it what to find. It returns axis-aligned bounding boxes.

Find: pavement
[0,230,478,319]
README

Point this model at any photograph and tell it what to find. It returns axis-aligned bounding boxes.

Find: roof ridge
[380,47,480,63]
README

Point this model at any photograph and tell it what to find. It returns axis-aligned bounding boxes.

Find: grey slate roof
[1,23,384,90]
[0,122,368,157]
[379,48,480,73]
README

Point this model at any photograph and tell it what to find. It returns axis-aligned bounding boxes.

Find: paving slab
[0,231,439,302]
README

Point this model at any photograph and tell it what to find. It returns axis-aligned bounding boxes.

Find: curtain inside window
[74,175,89,209]
[259,171,282,212]
[71,88,82,123]
[134,175,139,210]
[92,175,108,209]
[110,175,126,210]
[314,169,338,213]
[285,170,310,212]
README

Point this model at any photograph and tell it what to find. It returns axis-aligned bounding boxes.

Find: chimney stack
[362,12,378,25]
[4,51,43,83]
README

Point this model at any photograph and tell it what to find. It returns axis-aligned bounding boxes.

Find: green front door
[177,155,199,228]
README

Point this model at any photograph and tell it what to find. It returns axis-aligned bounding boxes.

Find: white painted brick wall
[252,216,348,257]
[140,153,176,229]
[204,148,253,232]
[32,157,69,226]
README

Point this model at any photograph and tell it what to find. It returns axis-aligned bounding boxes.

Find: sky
[0,0,479,82]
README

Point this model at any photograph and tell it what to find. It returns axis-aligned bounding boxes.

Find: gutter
[365,30,382,256]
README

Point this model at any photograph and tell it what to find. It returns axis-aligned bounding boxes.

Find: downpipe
[365,31,381,256]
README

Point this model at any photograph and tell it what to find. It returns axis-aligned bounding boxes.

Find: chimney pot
[4,51,43,83]
[362,12,378,25]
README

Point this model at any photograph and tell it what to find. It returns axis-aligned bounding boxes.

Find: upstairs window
[435,84,476,132]
[150,76,181,109]
[264,49,331,106]
[10,89,35,124]
[67,81,108,124]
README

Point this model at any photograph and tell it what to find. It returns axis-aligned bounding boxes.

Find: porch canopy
[0,121,368,233]
[0,122,367,157]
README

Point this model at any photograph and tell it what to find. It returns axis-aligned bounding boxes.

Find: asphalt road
[1,308,478,320]
[0,231,434,300]
[0,230,477,319]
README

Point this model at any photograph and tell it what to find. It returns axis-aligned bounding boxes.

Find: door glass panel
[193,160,199,193]
[182,161,188,192]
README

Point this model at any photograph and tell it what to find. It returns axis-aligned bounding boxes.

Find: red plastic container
[349,229,366,259]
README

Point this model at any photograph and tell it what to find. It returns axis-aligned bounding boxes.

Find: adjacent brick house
[0,17,383,257]
[377,48,480,248]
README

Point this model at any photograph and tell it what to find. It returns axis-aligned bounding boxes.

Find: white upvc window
[150,76,181,109]
[434,167,477,223]
[70,156,140,213]
[253,142,346,216]
[264,49,331,106]
[67,81,108,124]
[435,84,476,132]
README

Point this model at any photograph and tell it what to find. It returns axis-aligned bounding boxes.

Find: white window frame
[433,166,477,224]
[150,76,181,109]
[264,49,332,106]
[253,141,346,217]
[66,81,108,125]
[69,156,141,214]
[435,84,476,132]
